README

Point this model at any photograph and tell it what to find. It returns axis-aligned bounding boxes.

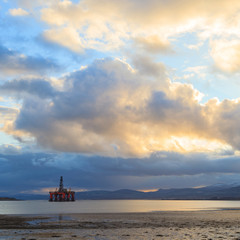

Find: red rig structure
[49,176,75,202]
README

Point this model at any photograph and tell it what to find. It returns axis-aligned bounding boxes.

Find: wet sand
[1,211,240,239]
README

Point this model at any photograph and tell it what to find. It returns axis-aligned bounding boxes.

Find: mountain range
[6,183,240,200]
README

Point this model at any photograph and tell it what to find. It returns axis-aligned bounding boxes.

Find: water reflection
[1,200,240,214]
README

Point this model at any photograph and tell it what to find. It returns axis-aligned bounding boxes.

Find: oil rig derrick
[49,176,75,201]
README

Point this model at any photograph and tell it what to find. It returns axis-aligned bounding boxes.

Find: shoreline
[1,211,240,239]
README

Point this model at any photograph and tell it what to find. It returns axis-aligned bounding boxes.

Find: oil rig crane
[49,176,75,201]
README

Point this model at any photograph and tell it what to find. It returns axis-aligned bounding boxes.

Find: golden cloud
[6,58,239,157]
[0,105,30,141]
[9,8,29,16]
[40,0,240,54]
[211,39,240,73]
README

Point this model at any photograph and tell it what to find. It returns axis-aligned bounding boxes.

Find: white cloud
[0,45,59,77]
[39,0,240,54]
[134,35,174,54]
[43,27,84,53]
[210,39,240,73]
[9,8,29,16]
[187,42,204,50]
[184,66,207,79]
[16,0,57,10]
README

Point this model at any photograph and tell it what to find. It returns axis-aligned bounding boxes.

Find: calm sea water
[1,200,240,214]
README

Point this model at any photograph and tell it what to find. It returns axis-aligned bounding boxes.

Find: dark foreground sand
[1,211,240,239]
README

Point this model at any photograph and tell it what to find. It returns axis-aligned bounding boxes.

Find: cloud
[41,0,128,51]
[0,149,240,193]
[9,8,29,16]
[0,144,22,155]
[0,79,56,99]
[12,58,171,156]
[0,45,59,77]
[0,106,18,115]
[40,0,240,53]
[47,152,239,177]
[211,39,240,73]
[0,104,29,143]
[0,103,29,144]
[14,0,56,10]
[0,58,237,157]
[131,55,167,77]
[134,35,174,54]
[43,27,84,53]
[204,98,240,150]
[184,66,207,79]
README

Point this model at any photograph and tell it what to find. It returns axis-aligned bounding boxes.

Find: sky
[1,0,240,195]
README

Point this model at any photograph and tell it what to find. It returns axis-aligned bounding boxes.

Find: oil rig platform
[49,176,75,201]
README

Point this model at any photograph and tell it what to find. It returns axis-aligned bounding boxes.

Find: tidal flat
[1,211,240,239]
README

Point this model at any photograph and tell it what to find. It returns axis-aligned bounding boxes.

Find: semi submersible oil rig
[49,176,75,201]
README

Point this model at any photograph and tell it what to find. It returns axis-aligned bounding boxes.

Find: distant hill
[76,185,240,200]
[8,183,240,200]
[76,189,146,200]
[0,197,18,201]
[11,194,48,200]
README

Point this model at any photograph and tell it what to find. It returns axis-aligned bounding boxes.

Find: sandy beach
[1,211,240,239]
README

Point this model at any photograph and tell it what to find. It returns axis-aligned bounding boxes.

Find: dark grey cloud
[0,45,59,77]
[1,149,240,194]
[131,55,167,77]
[0,79,56,98]
[59,152,240,177]
[146,89,204,131]
[213,100,240,149]
[15,96,53,134]
[13,58,151,155]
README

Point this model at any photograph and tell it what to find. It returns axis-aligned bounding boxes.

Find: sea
[1,200,240,215]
